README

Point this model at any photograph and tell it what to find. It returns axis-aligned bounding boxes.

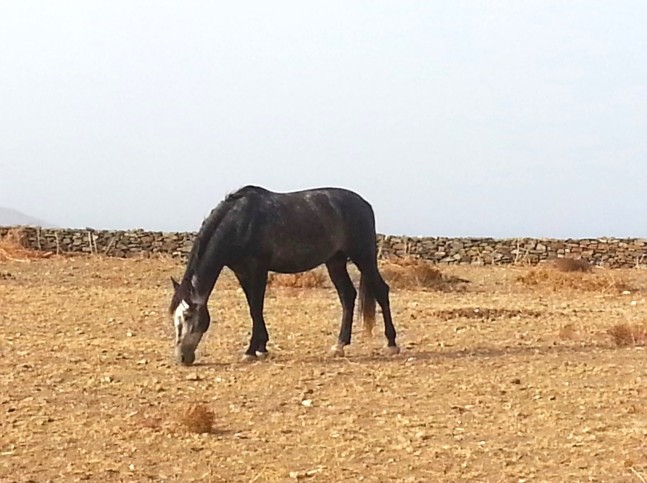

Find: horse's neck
[191,262,223,303]
[191,217,240,301]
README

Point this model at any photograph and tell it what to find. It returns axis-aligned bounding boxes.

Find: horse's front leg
[235,267,270,362]
[245,309,269,361]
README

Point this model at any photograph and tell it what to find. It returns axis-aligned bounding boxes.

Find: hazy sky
[1,2,645,237]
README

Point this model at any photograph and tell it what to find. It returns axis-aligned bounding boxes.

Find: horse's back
[234,186,377,271]
[269,187,375,232]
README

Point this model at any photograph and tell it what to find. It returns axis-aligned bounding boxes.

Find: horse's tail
[359,273,376,336]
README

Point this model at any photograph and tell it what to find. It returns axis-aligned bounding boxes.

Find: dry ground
[1,256,646,482]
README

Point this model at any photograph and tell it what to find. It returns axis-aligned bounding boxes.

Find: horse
[168,185,399,365]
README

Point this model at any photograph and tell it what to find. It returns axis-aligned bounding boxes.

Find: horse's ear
[171,277,180,291]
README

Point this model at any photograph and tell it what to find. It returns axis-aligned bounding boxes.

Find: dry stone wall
[1,226,646,268]
[0,227,194,259]
[377,235,647,268]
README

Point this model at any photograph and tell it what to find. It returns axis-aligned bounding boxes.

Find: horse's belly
[267,244,338,274]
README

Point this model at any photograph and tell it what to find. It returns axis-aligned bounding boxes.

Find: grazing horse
[169,186,399,365]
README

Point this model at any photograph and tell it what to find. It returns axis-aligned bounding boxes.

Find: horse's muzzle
[177,351,196,366]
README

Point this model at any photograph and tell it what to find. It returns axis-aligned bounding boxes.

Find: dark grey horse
[169,186,399,365]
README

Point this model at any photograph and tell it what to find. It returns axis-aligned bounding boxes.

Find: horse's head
[169,277,211,366]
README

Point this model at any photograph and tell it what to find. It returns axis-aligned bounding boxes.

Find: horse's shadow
[297,340,618,365]
[190,361,228,368]
[180,340,618,369]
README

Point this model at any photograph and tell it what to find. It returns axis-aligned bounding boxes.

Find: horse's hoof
[384,345,400,356]
[255,351,269,360]
[241,354,257,363]
[328,344,345,357]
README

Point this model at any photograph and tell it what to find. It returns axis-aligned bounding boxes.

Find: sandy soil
[1,257,645,482]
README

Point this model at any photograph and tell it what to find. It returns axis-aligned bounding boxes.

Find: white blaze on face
[174,300,190,344]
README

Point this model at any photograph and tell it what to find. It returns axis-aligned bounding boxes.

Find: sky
[1,1,646,238]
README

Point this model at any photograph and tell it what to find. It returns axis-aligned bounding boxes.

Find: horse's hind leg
[326,254,357,357]
[353,256,399,355]
[371,268,399,354]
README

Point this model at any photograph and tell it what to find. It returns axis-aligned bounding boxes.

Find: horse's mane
[169,190,239,312]
[184,186,266,280]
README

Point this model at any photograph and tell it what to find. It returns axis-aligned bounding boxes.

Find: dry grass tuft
[517,268,632,293]
[268,268,329,288]
[380,258,469,292]
[607,324,647,347]
[552,258,592,273]
[0,228,53,262]
[180,404,215,434]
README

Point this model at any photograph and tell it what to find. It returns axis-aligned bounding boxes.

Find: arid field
[1,253,646,482]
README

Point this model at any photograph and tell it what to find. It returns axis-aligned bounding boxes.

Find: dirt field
[1,256,645,482]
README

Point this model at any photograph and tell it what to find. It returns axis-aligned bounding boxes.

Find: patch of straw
[558,323,578,341]
[552,258,592,273]
[268,268,329,289]
[432,307,543,321]
[379,258,469,292]
[607,324,647,347]
[517,268,632,293]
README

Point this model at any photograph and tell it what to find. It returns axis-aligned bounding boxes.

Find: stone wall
[0,226,194,259]
[377,235,647,268]
[1,226,646,268]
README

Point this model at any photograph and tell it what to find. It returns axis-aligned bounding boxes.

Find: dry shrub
[607,324,647,347]
[180,404,215,434]
[0,228,53,262]
[517,268,632,293]
[553,258,592,273]
[268,268,329,288]
[380,258,469,292]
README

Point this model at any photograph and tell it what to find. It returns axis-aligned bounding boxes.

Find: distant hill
[0,207,55,227]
